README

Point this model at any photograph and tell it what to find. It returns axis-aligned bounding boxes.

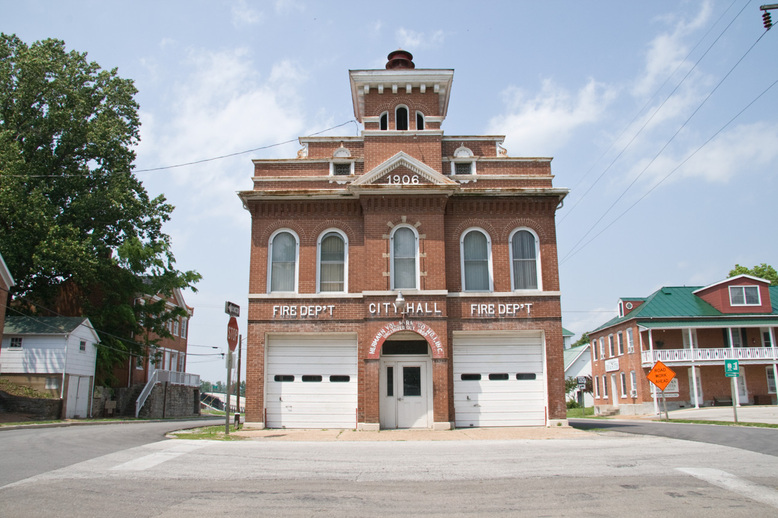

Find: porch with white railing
[642,347,777,366]
[135,369,201,417]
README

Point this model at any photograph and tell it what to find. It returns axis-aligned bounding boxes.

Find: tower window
[396,106,408,130]
[416,112,424,130]
[380,112,388,130]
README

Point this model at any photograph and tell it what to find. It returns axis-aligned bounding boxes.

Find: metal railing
[642,347,777,365]
[134,369,201,417]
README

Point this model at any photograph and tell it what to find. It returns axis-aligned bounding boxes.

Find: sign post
[725,359,739,423]
[225,304,240,435]
[647,361,676,421]
[577,376,587,416]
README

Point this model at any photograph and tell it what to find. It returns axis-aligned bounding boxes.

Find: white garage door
[453,332,546,427]
[266,334,357,428]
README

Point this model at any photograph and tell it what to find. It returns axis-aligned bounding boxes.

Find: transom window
[461,229,492,291]
[729,285,760,306]
[510,229,540,290]
[269,230,298,292]
[318,230,347,293]
[391,226,418,290]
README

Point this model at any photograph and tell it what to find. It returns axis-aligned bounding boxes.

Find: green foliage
[571,332,590,348]
[0,34,200,383]
[728,263,778,286]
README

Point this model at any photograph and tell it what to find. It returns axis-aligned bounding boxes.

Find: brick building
[590,275,778,416]
[239,50,568,429]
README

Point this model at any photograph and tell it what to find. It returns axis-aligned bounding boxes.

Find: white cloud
[396,28,445,50]
[632,1,713,99]
[137,47,308,226]
[275,0,305,15]
[231,0,264,27]
[488,78,616,156]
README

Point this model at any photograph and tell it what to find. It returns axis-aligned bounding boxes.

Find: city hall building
[239,51,568,429]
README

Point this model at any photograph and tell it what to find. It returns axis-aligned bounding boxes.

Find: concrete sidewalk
[645,405,778,425]
[232,424,592,441]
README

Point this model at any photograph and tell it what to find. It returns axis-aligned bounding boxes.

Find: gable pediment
[350,152,459,190]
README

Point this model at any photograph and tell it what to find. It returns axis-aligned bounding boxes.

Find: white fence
[642,347,777,365]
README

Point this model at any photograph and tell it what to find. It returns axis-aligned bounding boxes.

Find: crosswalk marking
[677,467,778,509]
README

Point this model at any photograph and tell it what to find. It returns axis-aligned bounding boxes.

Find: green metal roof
[562,327,574,337]
[593,286,778,333]
[564,343,589,370]
[3,316,90,335]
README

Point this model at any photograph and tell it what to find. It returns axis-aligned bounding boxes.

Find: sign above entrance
[368,320,444,359]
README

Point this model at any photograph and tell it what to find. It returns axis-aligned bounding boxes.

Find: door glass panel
[387,366,394,397]
[403,366,421,397]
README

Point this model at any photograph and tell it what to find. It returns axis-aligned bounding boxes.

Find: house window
[627,328,635,353]
[725,328,747,348]
[602,375,608,398]
[510,229,540,290]
[451,143,476,176]
[729,285,760,306]
[318,230,347,293]
[181,318,188,339]
[395,106,408,130]
[592,340,598,360]
[454,162,473,175]
[594,376,600,398]
[608,335,615,357]
[173,319,180,337]
[269,230,299,292]
[767,367,776,394]
[617,332,624,355]
[9,337,22,349]
[136,355,144,370]
[599,337,605,359]
[416,111,424,130]
[45,377,60,390]
[761,328,773,347]
[79,340,86,352]
[620,372,627,398]
[391,226,418,290]
[461,229,492,292]
[380,112,388,130]
[630,371,637,395]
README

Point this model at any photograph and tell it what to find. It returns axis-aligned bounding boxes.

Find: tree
[0,34,200,383]
[728,263,778,286]
[571,332,590,348]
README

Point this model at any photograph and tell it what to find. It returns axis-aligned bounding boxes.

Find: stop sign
[227,316,239,351]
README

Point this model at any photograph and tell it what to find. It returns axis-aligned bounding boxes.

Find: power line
[561,22,771,264]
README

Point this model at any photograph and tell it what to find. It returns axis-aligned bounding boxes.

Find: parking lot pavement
[652,405,778,425]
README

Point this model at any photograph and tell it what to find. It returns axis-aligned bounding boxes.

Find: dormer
[693,274,772,314]
[330,143,355,177]
[618,298,644,317]
[350,50,453,131]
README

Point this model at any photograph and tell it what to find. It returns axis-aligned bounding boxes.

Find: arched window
[391,226,418,289]
[380,112,388,131]
[395,106,408,131]
[509,229,540,290]
[318,230,347,293]
[461,229,492,291]
[268,230,298,292]
[416,111,425,130]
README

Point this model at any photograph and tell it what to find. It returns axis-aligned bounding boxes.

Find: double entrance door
[379,343,432,429]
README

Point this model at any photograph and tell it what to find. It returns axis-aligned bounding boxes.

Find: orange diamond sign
[647,361,676,392]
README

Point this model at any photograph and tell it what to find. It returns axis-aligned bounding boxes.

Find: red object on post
[227,317,239,352]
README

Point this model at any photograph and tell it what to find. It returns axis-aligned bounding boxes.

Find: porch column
[729,327,741,407]
[770,327,777,398]
[688,327,699,409]
[649,328,659,415]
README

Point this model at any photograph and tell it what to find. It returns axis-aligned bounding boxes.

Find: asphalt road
[569,418,778,457]
[2,419,778,516]
[0,418,219,487]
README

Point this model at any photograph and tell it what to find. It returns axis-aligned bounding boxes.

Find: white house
[1,316,99,418]
[564,343,593,407]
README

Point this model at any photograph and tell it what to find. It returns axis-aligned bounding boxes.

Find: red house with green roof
[589,275,778,416]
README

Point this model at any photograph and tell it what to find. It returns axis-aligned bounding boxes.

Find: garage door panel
[266,335,357,429]
[454,334,546,427]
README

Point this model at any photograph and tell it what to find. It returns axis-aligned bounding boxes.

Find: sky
[2,1,777,383]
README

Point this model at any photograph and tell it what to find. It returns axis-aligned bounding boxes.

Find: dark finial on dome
[386,49,415,70]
